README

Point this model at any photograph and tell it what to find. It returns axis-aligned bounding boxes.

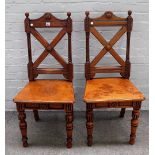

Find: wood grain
[14,79,75,104]
[84,78,145,103]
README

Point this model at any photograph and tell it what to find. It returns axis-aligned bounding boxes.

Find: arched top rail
[85,11,132,27]
[25,12,71,28]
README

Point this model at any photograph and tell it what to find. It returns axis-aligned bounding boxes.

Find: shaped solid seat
[14,80,75,104]
[84,78,145,103]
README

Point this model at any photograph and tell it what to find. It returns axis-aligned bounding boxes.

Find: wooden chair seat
[84,78,145,103]
[14,80,75,104]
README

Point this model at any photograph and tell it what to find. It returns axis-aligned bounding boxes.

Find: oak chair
[83,11,145,146]
[13,12,75,148]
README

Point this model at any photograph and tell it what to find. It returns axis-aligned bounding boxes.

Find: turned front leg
[17,104,28,147]
[86,104,94,146]
[33,110,40,121]
[65,104,73,148]
[129,102,141,144]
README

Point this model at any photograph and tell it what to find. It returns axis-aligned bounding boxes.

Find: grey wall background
[6,0,149,111]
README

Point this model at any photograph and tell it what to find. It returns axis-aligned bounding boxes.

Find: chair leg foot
[87,137,93,146]
[33,110,40,121]
[120,108,126,118]
[129,137,135,145]
[65,104,73,148]
[86,104,93,146]
[22,137,28,147]
[67,138,72,148]
[129,103,141,145]
[17,104,28,147]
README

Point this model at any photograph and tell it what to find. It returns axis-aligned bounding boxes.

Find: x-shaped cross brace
[30,27,67,68]
[90,26,127,67]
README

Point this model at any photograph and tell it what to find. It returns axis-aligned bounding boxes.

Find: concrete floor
[5,111,149,155]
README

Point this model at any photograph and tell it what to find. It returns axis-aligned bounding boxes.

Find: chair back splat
[24,12,73,81]
[84,10,133,80]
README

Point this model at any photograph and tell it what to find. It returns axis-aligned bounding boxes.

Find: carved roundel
[105,11,113,19]
[45,13,51,20]
[46,45,52,52]
[133,102,141,109]
[105,44,112,51]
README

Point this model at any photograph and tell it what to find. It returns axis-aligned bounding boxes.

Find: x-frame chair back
[84,11,133,80]
[25,12,73,81]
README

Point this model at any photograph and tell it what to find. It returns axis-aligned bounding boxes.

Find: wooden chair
[83,10,145,146]
[13,12,75,148]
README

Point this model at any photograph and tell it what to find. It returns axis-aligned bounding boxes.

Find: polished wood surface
[84,78,145,103]
[13,12,74,148]
[14,80,75,104]
[84,11,145,146]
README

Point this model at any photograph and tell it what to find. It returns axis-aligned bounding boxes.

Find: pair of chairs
[13,11,145,148]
